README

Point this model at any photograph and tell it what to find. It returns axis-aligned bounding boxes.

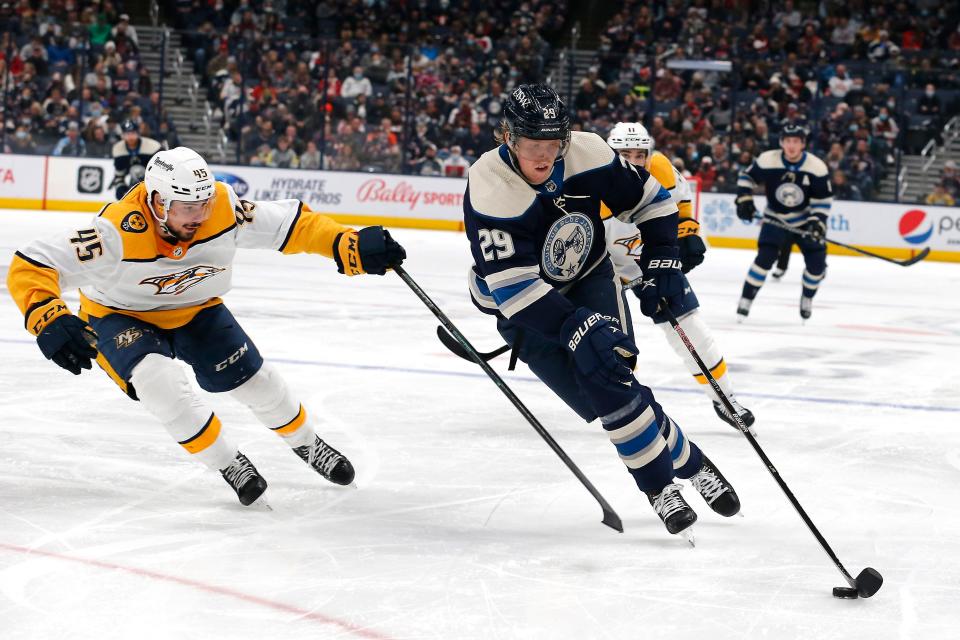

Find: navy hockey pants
[495,259,702,493]
[743,220,827,299]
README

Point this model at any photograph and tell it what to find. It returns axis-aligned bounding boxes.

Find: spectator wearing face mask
[341,66,373,100]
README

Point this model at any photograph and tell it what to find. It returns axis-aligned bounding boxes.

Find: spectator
[415,143,443,176]
[52,122,87,157]
[85,124,111,158]
[272,136,299,168]
[925,184,956,206]
[300,141,322,170]
[832,169,862,201]
[341,66,373,100]
[942,161,960,198]
[112,14,140,49]
[441,145,471,178]
[828,64,853,98]
[9,126,38,154]
[870,106,899,164]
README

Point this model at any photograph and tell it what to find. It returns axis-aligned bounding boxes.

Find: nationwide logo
[898,209,933,244]
[214,172,249,197]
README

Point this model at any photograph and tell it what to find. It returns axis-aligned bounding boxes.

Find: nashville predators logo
[614,232,644,258]
[120,211,148,233]
[114,327,143,349]
[140,265,225,295]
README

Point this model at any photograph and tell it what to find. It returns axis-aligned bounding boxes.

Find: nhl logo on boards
[541,213,594,282]
[77,166,104,194]
[120,211,148,233]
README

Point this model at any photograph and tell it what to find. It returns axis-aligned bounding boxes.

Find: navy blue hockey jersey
[737,150,833,227]
[464,131,677,343]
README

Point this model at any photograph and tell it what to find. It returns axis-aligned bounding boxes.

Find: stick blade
[900,246,930,266]
[602,509,624,533]
[855,567,883,598]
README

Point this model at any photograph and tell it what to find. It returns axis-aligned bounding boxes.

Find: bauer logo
[898,209,933,245]
[214,172,249,197]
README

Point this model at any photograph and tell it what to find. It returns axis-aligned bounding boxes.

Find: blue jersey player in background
[463,83,740,538]
[735,125,833,320]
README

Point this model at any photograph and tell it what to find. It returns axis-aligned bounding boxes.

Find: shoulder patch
[467,148,536,220]
[120,211,148,233]
[563,131,615,180]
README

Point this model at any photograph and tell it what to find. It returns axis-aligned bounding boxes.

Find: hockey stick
[758,215,930,266]
[659,299,883,598]
[438,276,649,364]
[394,265,624,533]
[436,325,510,362]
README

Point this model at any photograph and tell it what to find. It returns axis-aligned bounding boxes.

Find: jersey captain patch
[542,213,594,281]
[140,265,225,295]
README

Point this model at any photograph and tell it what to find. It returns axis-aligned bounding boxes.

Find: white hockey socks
[229,363,315,449]
[130,353,237,471]
[658,309,736,402]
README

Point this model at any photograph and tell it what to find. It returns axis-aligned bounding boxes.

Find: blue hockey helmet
[502,83,570,143]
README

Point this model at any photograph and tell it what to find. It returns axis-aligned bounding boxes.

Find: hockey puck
[832,587,859,599]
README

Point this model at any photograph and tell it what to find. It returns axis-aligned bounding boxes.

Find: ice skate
[220,452,268,506]
[713,398,757,436]
[736,296,753,322]
[294,435,355,485]
[647,483,697,535]
[771,268,785,280]
[800,295,813,321]
[688,455,740,517]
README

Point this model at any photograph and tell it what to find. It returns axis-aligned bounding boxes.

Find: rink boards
[1,153,957,262]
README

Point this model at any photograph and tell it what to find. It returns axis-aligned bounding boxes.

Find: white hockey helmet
[144,146,216,212]
[607,122,655,152]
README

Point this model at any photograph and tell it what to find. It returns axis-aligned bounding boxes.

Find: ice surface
[1,209,958,639]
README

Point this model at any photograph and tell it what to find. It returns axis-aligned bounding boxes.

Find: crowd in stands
[1,2,181,157]
[4,1,960,203]
[167,0,564,176]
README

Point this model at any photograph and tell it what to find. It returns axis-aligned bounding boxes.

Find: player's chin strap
[146,195,175,238]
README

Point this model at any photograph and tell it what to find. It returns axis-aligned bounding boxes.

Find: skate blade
[679,528,695,547]
[736,316,745,324]
[248,495,273,511]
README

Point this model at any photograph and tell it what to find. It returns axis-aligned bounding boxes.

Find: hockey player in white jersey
[604,122,756,432]
[464,84,740,538]
[7,147,406,506]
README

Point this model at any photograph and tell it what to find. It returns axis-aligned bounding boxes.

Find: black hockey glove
[36,314,99,375]
[735,195,757,222]
[803,214,827,243]
[637,245,684,318]
[334,226,406,276]
[561,307,637,386]
[677,217,706,273]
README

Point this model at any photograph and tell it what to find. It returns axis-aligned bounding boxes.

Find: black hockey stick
[758,215,930,266]
[438,276,649,364]
[394,265,623,533]
[436,325,510,362]
[659,299,883,598]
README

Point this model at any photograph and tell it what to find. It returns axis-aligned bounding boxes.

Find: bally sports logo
[898,210,933,244]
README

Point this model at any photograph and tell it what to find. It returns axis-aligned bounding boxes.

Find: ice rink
[1,208,958,640]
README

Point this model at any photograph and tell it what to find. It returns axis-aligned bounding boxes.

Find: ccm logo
[567,313,618,351]
[215,343,249,371]
[647,258,682,270]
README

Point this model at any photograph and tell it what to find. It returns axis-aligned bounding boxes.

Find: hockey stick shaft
[440,276,648,363]
[394,265,623,533]
[758,215,930,266]
[658,300,857,586]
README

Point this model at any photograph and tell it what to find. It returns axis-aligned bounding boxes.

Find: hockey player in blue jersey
[463,83,740,538]
[735,125,833,320]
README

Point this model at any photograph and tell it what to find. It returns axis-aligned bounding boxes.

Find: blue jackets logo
[214,172,249,197]
[542,213,594,281]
